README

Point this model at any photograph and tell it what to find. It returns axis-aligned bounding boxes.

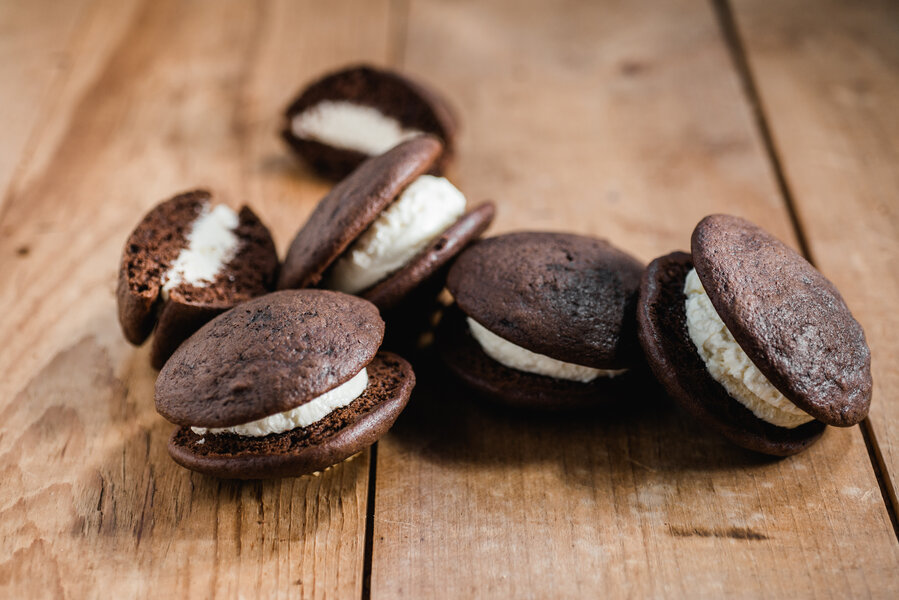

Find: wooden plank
[0,0,93,212]
[730,0,899,516]
[0,0,394,597]
[370,0,899,597]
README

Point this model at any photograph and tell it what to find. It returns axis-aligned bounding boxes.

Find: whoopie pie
[117,190,278,369]
[438,232,645,409]
[278,136,495,312]
[637,214,872,456]
[282,64,458,180]
[155,290,415,479]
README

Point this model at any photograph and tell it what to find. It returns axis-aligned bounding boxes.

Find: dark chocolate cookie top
[156,290,384,428]
[277,136,442,290]
[446,232,645,369]
[692,214,872,426]
[283,64,457,180]
[637,251,826,456]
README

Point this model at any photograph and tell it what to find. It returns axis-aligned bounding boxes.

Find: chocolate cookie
[283,64,458,180]
[637,215,872,456]
[156,290,415,479]
[117,190,278,369]
[439,232,645,408]
[278,136,495,312]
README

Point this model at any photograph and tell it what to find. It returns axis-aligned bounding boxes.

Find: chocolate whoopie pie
[282,64,458,180]
[278,136,495,312]
[156,290,415,479]
[438,232,645,409]
[117,190,278,369]
[637,214,872,456]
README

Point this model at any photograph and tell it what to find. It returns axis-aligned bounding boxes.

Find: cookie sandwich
[117,190,278,369]
[438,232,645,409]
[637,214,872,456]
[278,136,495,313]
[283,64,458,180]
[156,290,415,479]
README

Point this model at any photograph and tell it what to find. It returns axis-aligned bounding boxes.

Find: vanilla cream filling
[161,203,240,300]
[291,100,425,155]
[683,268,814,428]
[467,318,627,383]
[191,368,369,437]
[325,175,466,294]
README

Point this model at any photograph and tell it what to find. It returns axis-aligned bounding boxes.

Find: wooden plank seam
[712,0,899,542]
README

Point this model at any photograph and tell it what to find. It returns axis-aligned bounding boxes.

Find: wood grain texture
[0,0,395,597]
[730,0,899,511]
[2,0,898,598]
[370,0,899,597]
[0,0,92,212]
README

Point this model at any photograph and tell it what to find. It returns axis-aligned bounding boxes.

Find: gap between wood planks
[362,442,378,600]
[711,0,899,543]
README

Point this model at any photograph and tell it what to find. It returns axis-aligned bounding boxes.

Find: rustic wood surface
[371,0,899,598]
[0,0,391,597]
[0,0,896,598]
[731,0,899,517]
[0,0,90,210]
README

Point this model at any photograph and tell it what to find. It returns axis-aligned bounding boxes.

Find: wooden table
[2,0,897,597]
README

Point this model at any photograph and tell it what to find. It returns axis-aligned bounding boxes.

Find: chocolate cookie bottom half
[637,252,825,456]
[438,306,635,410]
[169,352,414,479]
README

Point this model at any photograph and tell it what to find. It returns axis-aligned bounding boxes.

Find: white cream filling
[191,368,369,437]
[161,203,240,299]
[325,175,466,294]
[683,268,814,428]
[467,318,627,383]
[291,100,425,155]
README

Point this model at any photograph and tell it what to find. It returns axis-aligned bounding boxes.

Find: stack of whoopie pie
[278,135,494,311]
[156,290,415,479]
[435,219,872,455]
[637,215,872,456]
[116,63,874,480]
[282,64,458,180]
[438,232,645,409]
[117,190,278,369]
[116,66,496,479]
